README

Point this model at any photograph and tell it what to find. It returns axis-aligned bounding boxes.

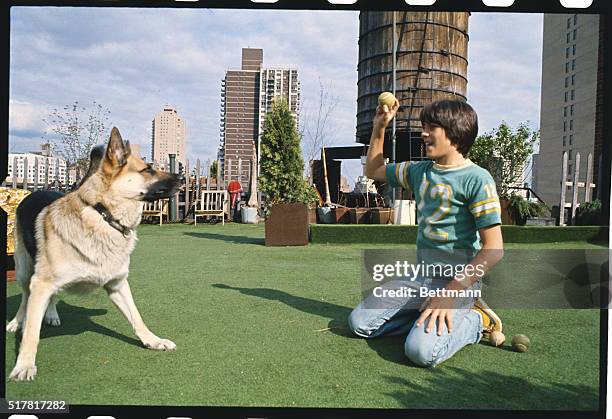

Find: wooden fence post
[12,156,18,188]
[559,151,568,226]
[22,157,28,190]
[585,152,594,202]
[184,158,190,220]
[570,152,581,224]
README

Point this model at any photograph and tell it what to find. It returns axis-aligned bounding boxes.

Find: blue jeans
[348,277,483,367]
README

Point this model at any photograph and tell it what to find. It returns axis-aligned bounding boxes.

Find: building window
[567,32,571,43]
[572,59,576,71]
[571,90,575,100]
[571,104,575,115]
[563,135,567,146]
[574,14,577,25]
[565,91,569,102]
[572,44,576,55]
[566,47,570,59]
[564,121,567,131]
[567,17,571,29]
[566,62,570,73]
[570,120,574,130]
[564,106,568,117]
[569,149,573,160]
[573,29,577,40]
[571,74,575,85]
[565,77,569,88]
[569,134,573,145]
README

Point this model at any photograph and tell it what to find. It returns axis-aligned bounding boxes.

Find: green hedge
[310,224,608,244]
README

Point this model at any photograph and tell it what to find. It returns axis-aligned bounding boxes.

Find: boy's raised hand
[373,99,400,130]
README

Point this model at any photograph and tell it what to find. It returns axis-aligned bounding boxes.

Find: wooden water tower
[357,11,470,162]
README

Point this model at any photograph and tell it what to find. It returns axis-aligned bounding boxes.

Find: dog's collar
[92,202,132,237]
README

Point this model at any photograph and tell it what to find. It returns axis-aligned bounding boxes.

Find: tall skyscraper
[219,48,300,191]
[537,14,604,210]
[151,106,187,170]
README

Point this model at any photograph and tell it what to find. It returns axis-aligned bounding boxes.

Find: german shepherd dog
[7,127,181,381]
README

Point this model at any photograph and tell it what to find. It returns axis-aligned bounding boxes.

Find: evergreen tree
[259,99,314,213]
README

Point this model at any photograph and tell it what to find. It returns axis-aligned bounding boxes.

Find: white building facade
[5,153,68,186]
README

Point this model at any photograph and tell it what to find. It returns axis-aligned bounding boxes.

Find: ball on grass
[489,330,505,347]
[378,92,397,108]
[511,334,531,353]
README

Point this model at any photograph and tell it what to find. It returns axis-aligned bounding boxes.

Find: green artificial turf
[5,223,604,410]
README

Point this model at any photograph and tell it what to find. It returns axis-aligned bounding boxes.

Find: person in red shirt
[228,179,243,221]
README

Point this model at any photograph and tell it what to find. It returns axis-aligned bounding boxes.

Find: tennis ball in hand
[511,334,531,353]
[489,330,506,347]
[378,92,397,109]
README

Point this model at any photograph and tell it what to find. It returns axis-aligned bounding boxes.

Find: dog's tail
[13,212,35,288]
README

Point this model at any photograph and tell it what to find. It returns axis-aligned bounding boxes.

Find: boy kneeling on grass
[348,99,504,367]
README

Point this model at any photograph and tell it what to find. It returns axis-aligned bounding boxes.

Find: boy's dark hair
[419,100,479,156]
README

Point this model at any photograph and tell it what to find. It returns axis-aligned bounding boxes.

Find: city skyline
[9,8,543,186]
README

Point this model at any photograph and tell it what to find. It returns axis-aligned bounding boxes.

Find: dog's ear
[125,140,132,157]
[104,127,130,170]
[89,145,106,171]
[77,145,105,187]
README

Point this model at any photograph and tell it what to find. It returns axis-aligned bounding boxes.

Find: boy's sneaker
[471,297,502,334]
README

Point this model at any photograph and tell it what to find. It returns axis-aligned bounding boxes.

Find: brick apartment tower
[219,48,300,191]
[220,48,263,191]
[151,106,187,171]
[537,14,604,210]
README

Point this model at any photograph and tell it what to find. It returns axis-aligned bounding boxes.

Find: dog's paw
[6,319,22,333]
[144,338,176,351]
[44,313,61,327]
[9,363,37,381]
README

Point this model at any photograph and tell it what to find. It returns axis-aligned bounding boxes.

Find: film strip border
[2,0,610,11]
[1,0,610,418]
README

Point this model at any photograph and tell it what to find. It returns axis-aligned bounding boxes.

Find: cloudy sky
[9,8,543,185]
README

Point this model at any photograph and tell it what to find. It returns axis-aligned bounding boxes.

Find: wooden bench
[194,190,229,225]
[142,199,169,225]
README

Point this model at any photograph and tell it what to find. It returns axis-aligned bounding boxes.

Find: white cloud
[9,99,47,135]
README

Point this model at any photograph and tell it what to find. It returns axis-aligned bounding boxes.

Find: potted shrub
[507,194,549,226]
[575,199,602,225]
[259,100,316,246]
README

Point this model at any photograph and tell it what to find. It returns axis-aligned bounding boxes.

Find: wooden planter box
[350,208,371,224]
[500,199,516,225]
[370,207,394,224]
[308,207,317,224]
[333,207,351,224]
[265,203,309,246]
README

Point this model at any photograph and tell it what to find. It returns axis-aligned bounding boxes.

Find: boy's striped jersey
[386,159,502,255]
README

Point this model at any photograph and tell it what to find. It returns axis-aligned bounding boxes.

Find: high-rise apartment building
[258,67,300,149]
[219,48,300,191]
[537,14,604,210]
[219,48,263,189]
[151,106,187,170]
[4,144,67,186]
